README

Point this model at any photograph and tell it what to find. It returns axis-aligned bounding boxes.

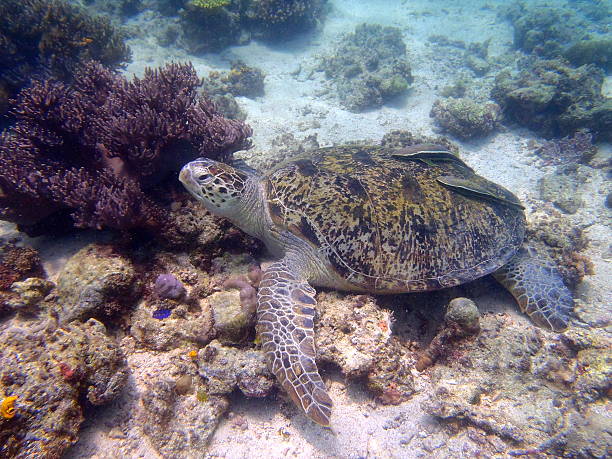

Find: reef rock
[7,277,54,314]
[316,292,414,403]
[0,318,127,458]
[196,339,274,398]
[55,244,141,324]
[130,301,215,351]
[316,293,393,377]
[430,98,501,140]
[209,289,255,343]
[491,58,611,140]
[318,23,413,111]
[421,308,612,456]
[416,297,481,371]
[539,171,584,214]
[140,376,229,458]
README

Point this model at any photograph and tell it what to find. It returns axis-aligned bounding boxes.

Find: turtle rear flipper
[257,259,333,426]
[493,247,574,332]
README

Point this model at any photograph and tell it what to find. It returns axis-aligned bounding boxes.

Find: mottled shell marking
[266,146,525,292]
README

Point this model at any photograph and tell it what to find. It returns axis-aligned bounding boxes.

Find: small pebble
[445,297,480,335]
[174,374,193,395]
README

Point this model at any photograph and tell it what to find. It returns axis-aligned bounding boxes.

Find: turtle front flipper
[257,259,333,426]
[493,247,573,332]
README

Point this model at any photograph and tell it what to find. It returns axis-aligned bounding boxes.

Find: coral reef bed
[491,57,611,140]
[0,318,128,458]
[0,0,610,458]
[176,0,328,53]
[503,1,611,71]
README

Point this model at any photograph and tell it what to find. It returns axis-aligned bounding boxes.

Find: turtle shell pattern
[265,145,526,293]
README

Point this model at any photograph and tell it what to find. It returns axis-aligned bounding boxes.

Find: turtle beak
[179,163,195,187]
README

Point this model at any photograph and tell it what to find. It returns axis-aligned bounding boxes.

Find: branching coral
[0,62,252,236]
[0,0,130,119]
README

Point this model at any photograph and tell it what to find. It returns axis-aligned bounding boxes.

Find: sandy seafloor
[2,0,610,457]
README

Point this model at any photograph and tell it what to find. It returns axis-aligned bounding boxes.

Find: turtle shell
[265,145,526,292]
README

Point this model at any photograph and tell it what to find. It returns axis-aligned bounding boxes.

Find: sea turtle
[179,144,573,426]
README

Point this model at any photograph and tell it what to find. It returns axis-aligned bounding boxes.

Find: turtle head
[179,158,251,218]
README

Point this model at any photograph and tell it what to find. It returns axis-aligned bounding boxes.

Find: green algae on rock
[209,288,256,343]
[564,38,612,73]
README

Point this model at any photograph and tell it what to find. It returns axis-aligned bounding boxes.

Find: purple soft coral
[0,61,252,235]
[154,273,186,300]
